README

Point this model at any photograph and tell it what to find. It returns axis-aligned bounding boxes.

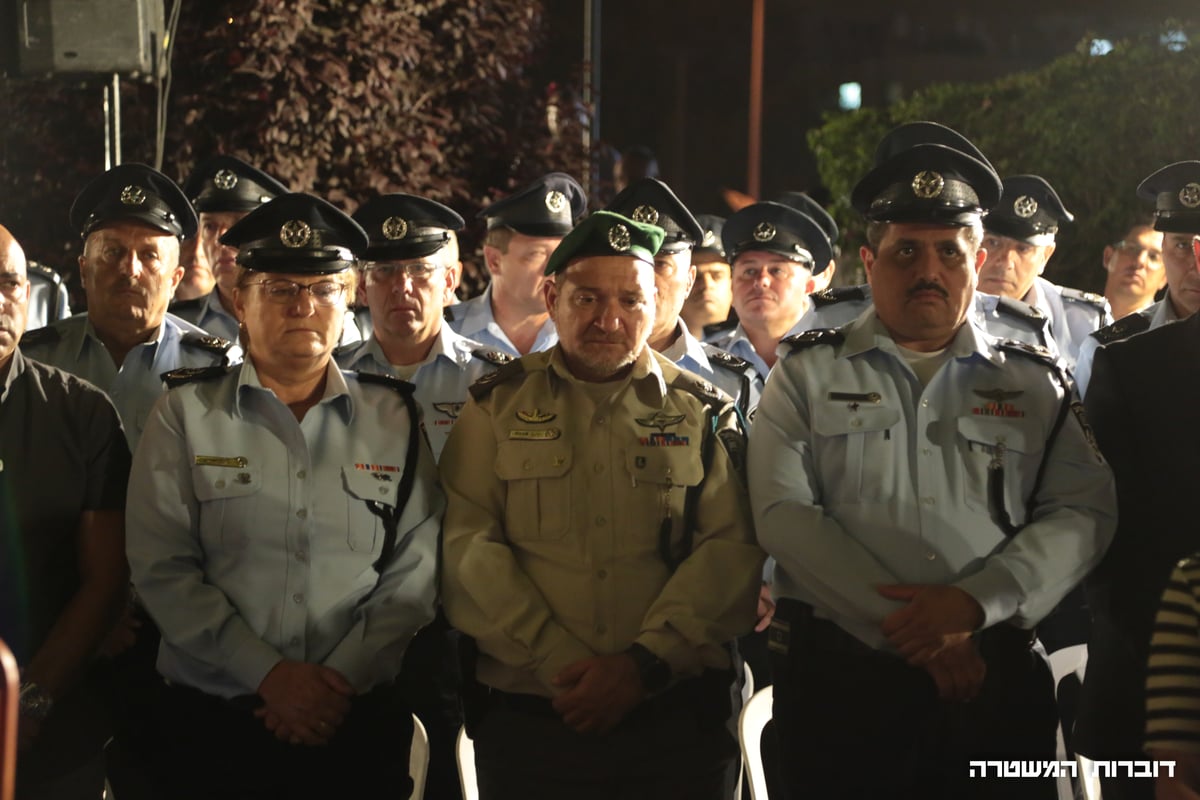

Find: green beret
[543,210,665,276]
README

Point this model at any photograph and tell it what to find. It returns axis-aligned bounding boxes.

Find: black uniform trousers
[770,601,1058,800]
[470,674,738,800]
[142,680,415,800]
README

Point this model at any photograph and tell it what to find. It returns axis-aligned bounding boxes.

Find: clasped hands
[877,583,987,702]
[256,660,354,746]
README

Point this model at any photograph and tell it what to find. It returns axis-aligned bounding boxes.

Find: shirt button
[594,463,605,473]
[922,497,935,506]
[597,417,606,426]
[290,636,300,646]
[925,552,938,561]
[215,479,226,488]
[295,551,307,563]
[379,487,388,495]
[595,515,607,526]
[597,569,608,579]
[296,509,308,519]
[850,419,862,429]
[292,593,304,604]
[523,460,532,471]
[296,470,306,479]
[922,448,931,456]
[596,624,607,634]
[920,399,929,408]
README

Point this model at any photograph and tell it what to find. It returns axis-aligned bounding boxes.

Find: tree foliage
[0,0,589,271]
[808,23,1200,291]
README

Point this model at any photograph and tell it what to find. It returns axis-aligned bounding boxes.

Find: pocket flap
[192,463,262,502]
[813,404,901,436]
[342,465,402,506]
[494,440,573,480]
[624,447,703,487]
[956,416,1041,454]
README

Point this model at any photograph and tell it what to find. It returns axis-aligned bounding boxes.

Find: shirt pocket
[622,447,704,556]
[812,404,901,503]
[192,463,262,552]
[494,440,573,541]
[341,466,396,553]
[955,416,1044,523]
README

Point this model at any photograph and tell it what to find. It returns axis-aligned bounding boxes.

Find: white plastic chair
[1048,644,1091,800]
[409,714,429,800]
[738,686,774,800]
[732,663,756,799]
[456,725,479,800]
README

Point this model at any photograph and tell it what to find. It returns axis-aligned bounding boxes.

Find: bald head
[0,224,30,367]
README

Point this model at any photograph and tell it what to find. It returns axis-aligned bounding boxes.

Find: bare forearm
[25,570,128,696]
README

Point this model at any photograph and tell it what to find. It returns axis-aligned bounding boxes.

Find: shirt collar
[235,357,353,422]
[0,348,26,403]
[78,313,167,361]
[842,303,999,367]
[545,344,668,407]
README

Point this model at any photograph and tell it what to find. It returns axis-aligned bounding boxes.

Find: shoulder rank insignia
[355,371,416,394]
[515,408,555,424]
[181,332,234,353]
[780,328,844,352]
[468,357,526,401]
[974,388,1024,402]
[1091,312,1151,345]
[997,338,1055,366]
[19,325,61,348]
[1060,287,1109,312]
[668,373,726,408]
[635,411,686,432]
[810,285,867,307]
[994,295,1046,323]
[472,346,514,367]
[702,344,751,372]
[161,365,232,388]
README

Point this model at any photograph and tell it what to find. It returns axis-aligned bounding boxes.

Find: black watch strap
[626,643,671,693]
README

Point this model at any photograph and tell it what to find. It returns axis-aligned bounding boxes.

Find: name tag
[194,455,248,468]
[509,428,561,441]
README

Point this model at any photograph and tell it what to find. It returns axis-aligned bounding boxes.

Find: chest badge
[434,402,465,419]
[971,388,1025,418]
[509,428,561,441]
[194,455,249,468]
[516,408,556,424]
[635,411,686,432]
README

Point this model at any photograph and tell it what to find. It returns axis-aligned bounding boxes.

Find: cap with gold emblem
[478,172,587,237]
[775,192,839,255]
[219,193,368,274]
[850,121,1002,226]
[543,210,665,276]
[70,163,197,239]
[694,214,726,260]
[721,201,833,273]
[984,175,1074,246]
[1137,161,1200,234]
[182,155,289,214]
[352,194,465,261]
[605,178,703,254]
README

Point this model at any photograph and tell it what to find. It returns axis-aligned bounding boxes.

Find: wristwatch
[625,643,671,693]
[19,682,54,721]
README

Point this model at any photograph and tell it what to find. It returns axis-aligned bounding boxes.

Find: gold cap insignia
[279,219,312,248]
[545,190,567,213]
[608,222,632,251]
[120,185,147,206]
[911,171,945,199]
[753,222,776,242]
[1013,195,1038,218]
[632,205,659,225]
[382,216,408,240]
[1180,183,1200,209]
[213,169,239,190]
[701,230,716,247]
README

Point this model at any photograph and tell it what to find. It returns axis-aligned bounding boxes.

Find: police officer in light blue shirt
[20,163,235,451]
[606,178,760,417]
[448,172,586,356]
[750,121,1116,800]
[127,192,441,800]
[337,193,511,461]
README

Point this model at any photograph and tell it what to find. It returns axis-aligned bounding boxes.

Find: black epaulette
[1090,312,1151,346]
[997,338,1056,367]
[169,295,206,313]
[669,372,730,410]
[994,295,1046,324]
[1060,287,1108,312]
[181,332,234,354]
[472,346,514,367]
[443,306,457,322]
[26,261,63,285]
[701,344,751,373]
[19,325,61,348]
[779,328,844,352]
[162,365,232,388]
[356,371,416,395]
[468,357,526,401]
[702,317,737,340]
[810,285,867,308]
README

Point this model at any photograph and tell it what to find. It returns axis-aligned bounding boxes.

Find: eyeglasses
[0,274,26,298]
[1113,240,1164,268]
[247,279,347,306]
[363,261,444,285]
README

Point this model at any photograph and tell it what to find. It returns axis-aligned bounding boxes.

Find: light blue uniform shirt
[706,324,770,394]
[19,312,236,451]
[447,284,557,357]
[172,289,362,347]
[749,310,1116,651]
[126,358,443,698]
[1074,299,1180,399]
[335,324,507,461]
[1027,276,1111,372]
[660,322,760,417]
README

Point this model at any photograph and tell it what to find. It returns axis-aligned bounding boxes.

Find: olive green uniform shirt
[441,346,763,697]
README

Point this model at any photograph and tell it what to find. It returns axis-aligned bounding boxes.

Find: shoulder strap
[1091,312,1151,345]
[19,325,61,348]
[1059,287,1108,312]
[810,285,867,308]
[994,295,1047,325]
[180,331,234,355]
[779,328,844,353]
[471,346,515,367]
[161,365,233,388]
[469,357,526,401]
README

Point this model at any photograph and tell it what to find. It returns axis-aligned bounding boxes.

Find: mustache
[908,281,948,299]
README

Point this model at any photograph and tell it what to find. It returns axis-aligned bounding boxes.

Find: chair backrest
[409,714,430,800]
[1047,644,1089,800]
[0,639,17,800]
[738,686,774,800]
[457,725,479,800]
